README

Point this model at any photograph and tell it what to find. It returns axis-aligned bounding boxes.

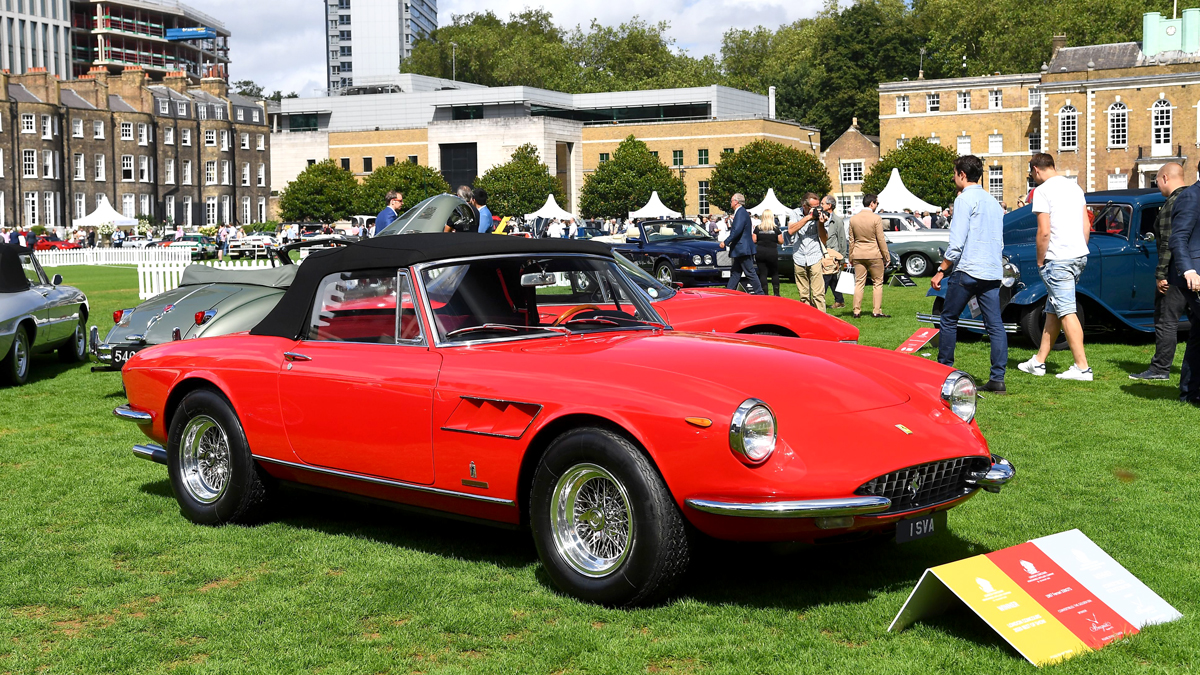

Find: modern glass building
[0,0,73,78]
[69,0,230,80]
[326,0,437,94]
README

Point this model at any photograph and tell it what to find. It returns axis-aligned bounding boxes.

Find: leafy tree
[231,79,264,99]
[708,140,830,214]
[353,162,451,217]
[278,160,360,223]
[267,90,298,102]
[579,136,685,219]
[860,137,958,210]
[474,144,565,218]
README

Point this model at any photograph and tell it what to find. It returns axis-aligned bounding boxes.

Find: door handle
[283,352,312,362]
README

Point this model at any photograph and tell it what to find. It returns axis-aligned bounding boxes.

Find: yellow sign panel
[932,556,1092,666]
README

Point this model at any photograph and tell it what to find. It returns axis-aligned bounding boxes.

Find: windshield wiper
[562,317,620,327]
[444,323,569,338]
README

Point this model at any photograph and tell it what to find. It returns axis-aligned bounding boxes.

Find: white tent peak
[524,194,575,221]
[877,168,941,213]
[749,188,798,222]
[629,191,681,220]
[72,195,138,229]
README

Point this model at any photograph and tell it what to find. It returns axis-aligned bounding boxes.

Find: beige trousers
[852,258,885,314]
[794,262,826,312]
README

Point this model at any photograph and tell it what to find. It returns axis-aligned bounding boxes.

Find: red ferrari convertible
[34,236,81,251]
[114,235,1013,606]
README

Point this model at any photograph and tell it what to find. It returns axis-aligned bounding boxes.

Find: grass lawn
[1,265,1197,674]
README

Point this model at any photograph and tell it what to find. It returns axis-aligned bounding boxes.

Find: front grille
[855,457,991,514]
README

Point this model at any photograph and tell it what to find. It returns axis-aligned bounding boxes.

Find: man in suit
[720,193,763,294]
[1168,177,1200,405]
[848,193,891,318]
[373,191,403,236]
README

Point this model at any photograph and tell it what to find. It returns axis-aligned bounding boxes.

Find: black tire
[530,427,690,607]
[654,263,675,285]
[745,329,785,336]
[1018,300,1085,350]
[1,325,31,386]
[167,388,273,525]
[58,314,87,363]
[904,253,930,277]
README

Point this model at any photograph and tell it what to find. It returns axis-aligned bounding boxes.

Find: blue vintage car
[919,188,1188,344]
[611,220,731,286]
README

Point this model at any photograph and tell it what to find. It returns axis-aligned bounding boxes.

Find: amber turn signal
[685,417,713,428]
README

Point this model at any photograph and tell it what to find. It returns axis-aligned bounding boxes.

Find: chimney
[108,65,151,111]
[164,70,190,94]
[200,66,228,99]
[852,116,859,129]
[768,86,776,119]
[69,72,110,109]
[1052,34,1067,58]
[11,67,59,106]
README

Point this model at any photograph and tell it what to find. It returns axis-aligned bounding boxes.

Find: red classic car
[114,234,1013,606]
[34,236,81,251]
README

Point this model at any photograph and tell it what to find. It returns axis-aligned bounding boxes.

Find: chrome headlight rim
[1001,257,1020,288]
[704,254,713,265]
[940,370,977,423]
[729,398,778,465]
[692,254,703,266]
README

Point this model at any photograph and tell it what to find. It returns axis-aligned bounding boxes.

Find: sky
[210,0,827,99]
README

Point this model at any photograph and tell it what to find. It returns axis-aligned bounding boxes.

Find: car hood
[106,283,283,345]
[654,289,859,342]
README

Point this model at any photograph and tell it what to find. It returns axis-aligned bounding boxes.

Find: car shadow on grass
[0,354,86,389]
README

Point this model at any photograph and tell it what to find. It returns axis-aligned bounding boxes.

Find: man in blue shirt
[373,191,404,236]
[473,188,493,234]
[931,155,1008,394]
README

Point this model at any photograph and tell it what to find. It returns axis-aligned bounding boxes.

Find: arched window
[1058,105,1078,151]
[1107,102,1128,148]
[1152,99,1173,153]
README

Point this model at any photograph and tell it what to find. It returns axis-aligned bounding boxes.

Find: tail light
[113,309,132,324]
[195,310,216,326]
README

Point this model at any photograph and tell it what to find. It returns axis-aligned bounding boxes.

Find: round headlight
[1002,260,1020,288]
[941,371,977,422]
[729,399,777,465]
[704,254,713,265]
[692,254,703,265]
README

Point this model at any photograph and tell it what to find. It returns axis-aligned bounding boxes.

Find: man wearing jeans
[1019,153,1093,381]
[1130,163,1187,381]
[931,155,1007,394]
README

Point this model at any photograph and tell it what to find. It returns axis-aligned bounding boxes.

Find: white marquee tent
[877,168,942,213]
[524,194,576,221]
[628,191,681,219]
[72,195,138,229]
[748,188,798,222]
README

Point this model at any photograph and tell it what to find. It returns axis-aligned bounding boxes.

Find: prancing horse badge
[895,424,913,435]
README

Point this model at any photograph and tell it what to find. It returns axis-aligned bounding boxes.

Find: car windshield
[377,194,474,236]
[1088,203,1134,238]
[614,252,676,301]
[883,215,929,232]
[641,221,714,242]
[420,255,665,343]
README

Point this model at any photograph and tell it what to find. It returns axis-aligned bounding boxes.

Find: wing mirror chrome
[51,274,62,285]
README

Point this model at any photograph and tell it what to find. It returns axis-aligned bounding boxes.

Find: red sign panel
[897,327,939,354]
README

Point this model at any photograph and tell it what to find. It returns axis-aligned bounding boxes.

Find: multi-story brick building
[0,65,270,230]
[821,118,880,214]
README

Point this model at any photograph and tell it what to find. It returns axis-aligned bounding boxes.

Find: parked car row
[0,243,89,385]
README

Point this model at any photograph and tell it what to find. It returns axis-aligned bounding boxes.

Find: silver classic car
[1,244,90,385]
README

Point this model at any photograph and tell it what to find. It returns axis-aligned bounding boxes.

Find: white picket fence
[38,247,192,267]
[137,259,277,300]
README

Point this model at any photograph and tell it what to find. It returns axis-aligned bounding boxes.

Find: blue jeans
[727,255,763,294]
[938,271,1008,383]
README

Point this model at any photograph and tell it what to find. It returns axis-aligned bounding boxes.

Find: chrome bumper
[113,404,152,424]
[965,455,1016,493]
[133,443,167,465]
[916,313,1018,334]
[684,496,892,518]
[89,325,114,365]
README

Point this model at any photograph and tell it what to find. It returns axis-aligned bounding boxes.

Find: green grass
[1,266,1197,674]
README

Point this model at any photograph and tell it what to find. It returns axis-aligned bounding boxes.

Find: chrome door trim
[252,455,515,506]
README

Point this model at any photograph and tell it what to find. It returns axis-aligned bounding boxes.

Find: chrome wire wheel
[179,415,231,504]
[73,322,86,356]
[656,266,673,284]
[14,332,29,379]
[551,463,634,577]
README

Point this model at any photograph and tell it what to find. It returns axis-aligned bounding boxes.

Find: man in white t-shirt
[1019,153,1093,381]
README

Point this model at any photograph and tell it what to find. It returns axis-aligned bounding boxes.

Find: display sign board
[166,26,216,41]
[889,274,917,287]
[896,327,939,354]
[890,529,1181,666]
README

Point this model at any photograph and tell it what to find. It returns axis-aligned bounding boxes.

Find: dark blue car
[919,188,1188,344]
[612,220,731,287]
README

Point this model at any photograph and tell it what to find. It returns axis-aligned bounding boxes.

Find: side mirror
[51,274,63,285]
[626,237,641,244]
[1143,232,1156,242]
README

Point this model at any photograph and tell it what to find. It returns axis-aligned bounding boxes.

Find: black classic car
[611,220,731,286]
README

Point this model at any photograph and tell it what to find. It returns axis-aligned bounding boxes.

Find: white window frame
[1028,134,1042,152]
[989,90,1003,110]
[205,161,216,186]
[177,101,188,116]
[1107,102,1128,148]
[21,114,35,134]
[895,95,909,115]
[253,110,260,123]
[121,155,134,182]
[256,134,265,151]
[1058,105,1079,151]
[258,197,267,223]
[183,160,193,185]
[24,192,38,227]
[222,160,231,185]
[95,154,106,181]
[75,193,85,219]
[241,133,250,150]
[988,167,1003,199]
[242,196,251,224]
[140,194,151,216]
[137,123,148,146]
[220,130,229,151]
[237,109,245,121]
[93,120,104,139]
[165,195,175,224]
[122,194,135,218]
[958,91,971,111]
[222,195,232,224]
[215,106,224,121]
[205,196,216,226]
[120,122,133,140]
[1028,89,1041,108]
[988,134,1003,154]
[1151,99,1173,156]
[257,163,266,187]
[43,150,53,179]
[840,160,864,184]
[184,196,193,227]
[205,130,216,146]
[138,155,150,182]
[72,118,83,137]
[957,135,971,155]
[73,153,84,180]
[41,114,52,139]
[926,93,939,112]
[165,126,174,145]
[166,158,175,184]
[181,128,192,146]
[198,105,207,121]
[241,162,250,186]
[158,98,169,115]
[23,149,37,178]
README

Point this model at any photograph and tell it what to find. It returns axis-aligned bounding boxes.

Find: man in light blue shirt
[931,155,1008,393]
[473,188,493,234]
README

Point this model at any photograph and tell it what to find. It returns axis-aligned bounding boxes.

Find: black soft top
[250,233,613,339]
[0,243,32,293]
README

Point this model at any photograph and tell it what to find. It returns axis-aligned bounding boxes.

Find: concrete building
[822,118,880,214]
[70,0,230,80]
[0,0,73,78]
[272,76,818,217]
[0,66,269,230]
[325,0,438,93]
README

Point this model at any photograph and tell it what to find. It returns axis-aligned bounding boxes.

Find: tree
[278,160,360,223]
[860,137,959,209]
[474,144,565,218]
[708,140,830,214]
[353,162,451,217]
[267,90,298,102]
[231,79,264,99]
[579,136,685,219]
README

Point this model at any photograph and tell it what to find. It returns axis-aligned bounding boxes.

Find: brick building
[0,65,270,230]
[821,118,880,214]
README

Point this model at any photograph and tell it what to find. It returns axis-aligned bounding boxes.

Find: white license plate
[721,271,731,278]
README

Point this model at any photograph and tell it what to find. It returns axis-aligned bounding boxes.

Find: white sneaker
[1056,365,1094,381]
[1018,358,1046,376]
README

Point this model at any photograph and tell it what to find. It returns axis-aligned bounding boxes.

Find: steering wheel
[552,304,602,326]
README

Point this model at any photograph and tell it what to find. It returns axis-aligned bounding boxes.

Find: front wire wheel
[551,464,634,577]
[179,415,231,504]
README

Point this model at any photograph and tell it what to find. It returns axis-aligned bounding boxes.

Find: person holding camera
[787,192,829,311]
